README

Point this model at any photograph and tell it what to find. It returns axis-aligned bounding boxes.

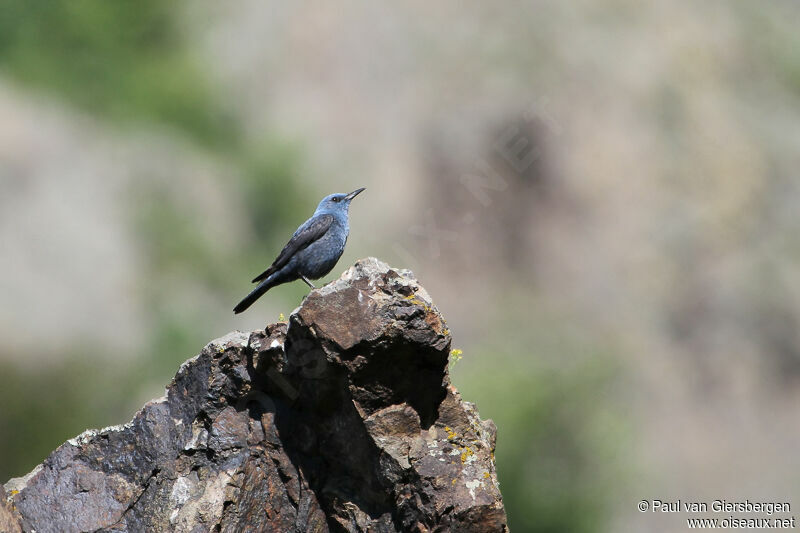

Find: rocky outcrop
[3,258,507,532]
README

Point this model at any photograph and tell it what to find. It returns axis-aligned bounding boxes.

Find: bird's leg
[300,275,317,289]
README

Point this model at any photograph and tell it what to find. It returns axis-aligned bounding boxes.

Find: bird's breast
[297,226,348,279]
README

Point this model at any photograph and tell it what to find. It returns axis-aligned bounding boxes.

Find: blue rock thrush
[233,187,365,314]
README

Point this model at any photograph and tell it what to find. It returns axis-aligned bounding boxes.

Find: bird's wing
[251,213,334,283]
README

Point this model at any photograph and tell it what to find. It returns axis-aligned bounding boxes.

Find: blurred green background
[1,2,799,532]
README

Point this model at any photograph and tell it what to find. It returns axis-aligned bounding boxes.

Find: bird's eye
[332,197,339,202]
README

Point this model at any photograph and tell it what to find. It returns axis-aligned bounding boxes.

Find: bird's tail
[233,278,275,314]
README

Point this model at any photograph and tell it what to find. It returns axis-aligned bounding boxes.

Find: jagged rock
[3,258,507,532]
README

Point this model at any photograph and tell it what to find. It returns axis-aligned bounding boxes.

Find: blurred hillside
[2,2,800,532]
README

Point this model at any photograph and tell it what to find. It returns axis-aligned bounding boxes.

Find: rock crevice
[3,258,507,532]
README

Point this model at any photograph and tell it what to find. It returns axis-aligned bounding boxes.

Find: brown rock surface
[3,258,507,532]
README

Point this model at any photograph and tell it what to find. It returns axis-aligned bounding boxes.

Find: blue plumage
[234,188,365,314]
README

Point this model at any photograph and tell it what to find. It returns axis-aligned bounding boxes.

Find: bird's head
[315,187,366,215]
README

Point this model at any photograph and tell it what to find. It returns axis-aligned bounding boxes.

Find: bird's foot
[300,275,317,289]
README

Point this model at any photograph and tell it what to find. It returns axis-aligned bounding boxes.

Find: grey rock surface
[3,258,507,532]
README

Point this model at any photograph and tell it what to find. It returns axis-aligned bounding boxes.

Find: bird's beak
[345,187,366,201]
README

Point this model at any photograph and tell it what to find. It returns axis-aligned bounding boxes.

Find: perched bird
[233,188,365,314]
